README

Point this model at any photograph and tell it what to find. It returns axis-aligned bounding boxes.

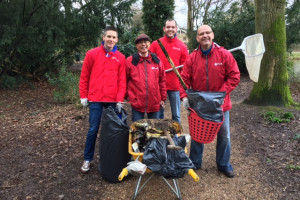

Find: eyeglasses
[197,31,212,36]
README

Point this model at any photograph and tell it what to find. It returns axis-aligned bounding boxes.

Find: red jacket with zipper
[126,52,167,113]
[180,43,240,111]
[149,35,189,91]
[79,45,126,102]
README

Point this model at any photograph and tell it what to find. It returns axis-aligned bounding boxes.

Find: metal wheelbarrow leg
[162,177,182,200]
[132,173,155,200]
[129,168,199,199]
[132,174,183,200]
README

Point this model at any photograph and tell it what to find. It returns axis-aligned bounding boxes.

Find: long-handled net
[229,33,265,82]
[165,34,266,83]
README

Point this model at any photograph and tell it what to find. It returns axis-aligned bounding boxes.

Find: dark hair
[165,19,177,27]
[103,26,118,36]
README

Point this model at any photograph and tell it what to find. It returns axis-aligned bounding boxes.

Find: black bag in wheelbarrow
[186,89,226,123]
[98,106,131,183]
[142,136,195,179]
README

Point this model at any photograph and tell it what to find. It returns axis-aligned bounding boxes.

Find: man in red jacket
[149,19,189,122]
[180,25,240,178]
[79,26,126,173]
[126,34,167,121]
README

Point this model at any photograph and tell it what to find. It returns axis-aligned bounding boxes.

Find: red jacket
[126,53,167,113]
[180,43,240,111]
[79,45,126,102]
[149,35,189,91]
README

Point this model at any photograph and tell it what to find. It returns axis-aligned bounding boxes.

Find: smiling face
[196,25,214,51]
[102,30,118,51]
[163,20,178,38]
[135,40,150,57]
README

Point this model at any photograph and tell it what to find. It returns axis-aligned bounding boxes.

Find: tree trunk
[187,0,193,31]
[246,0,294,106]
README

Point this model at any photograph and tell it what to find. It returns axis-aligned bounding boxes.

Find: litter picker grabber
[163,34,265,82]
[157,40,187,90]
[165,65,183,73]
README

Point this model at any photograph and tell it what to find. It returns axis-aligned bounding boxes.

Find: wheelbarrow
[118,119,199,200]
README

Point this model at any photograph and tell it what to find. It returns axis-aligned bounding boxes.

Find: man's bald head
[196,25,214,50]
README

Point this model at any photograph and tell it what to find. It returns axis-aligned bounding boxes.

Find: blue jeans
[132,107,160,122]
[83,102,116,161]
[189,111,233,172]
[159,90,181,122]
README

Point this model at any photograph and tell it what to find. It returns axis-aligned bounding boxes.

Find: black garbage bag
[98,106,131,183]
[186,89,226,122]
[143,136,195,179]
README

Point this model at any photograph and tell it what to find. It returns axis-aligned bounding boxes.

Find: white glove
[116,102,123,113]
[182,97,190,110]
[127,160,147,176]
[80,98,88,107]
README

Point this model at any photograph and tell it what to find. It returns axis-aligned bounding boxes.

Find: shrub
[46,66,80,105]
[118,43,136,58]
[0,75,27,89]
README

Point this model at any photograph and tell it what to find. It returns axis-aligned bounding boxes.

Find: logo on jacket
[214,63,223,66]
[152,67,159,70]
[111,56,119,62]
[173,47,181,51]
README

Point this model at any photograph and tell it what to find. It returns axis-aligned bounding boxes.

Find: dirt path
[0,75,299,200]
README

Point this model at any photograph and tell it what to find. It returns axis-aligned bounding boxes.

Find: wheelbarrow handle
[188,169,200,182]
[118,168,128,181]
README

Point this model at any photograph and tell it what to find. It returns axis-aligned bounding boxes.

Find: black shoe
[219,170,234,178]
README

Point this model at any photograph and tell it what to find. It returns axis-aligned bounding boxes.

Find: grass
[288,51,300,60]
[292,133,300,141]
[287,164,300,170]
[263,111,294,123]
[261,107,295,123]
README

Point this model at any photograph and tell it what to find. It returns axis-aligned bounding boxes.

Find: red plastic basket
[188,108,223,143]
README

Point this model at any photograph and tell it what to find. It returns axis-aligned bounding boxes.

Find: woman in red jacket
[126,34,167,121]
